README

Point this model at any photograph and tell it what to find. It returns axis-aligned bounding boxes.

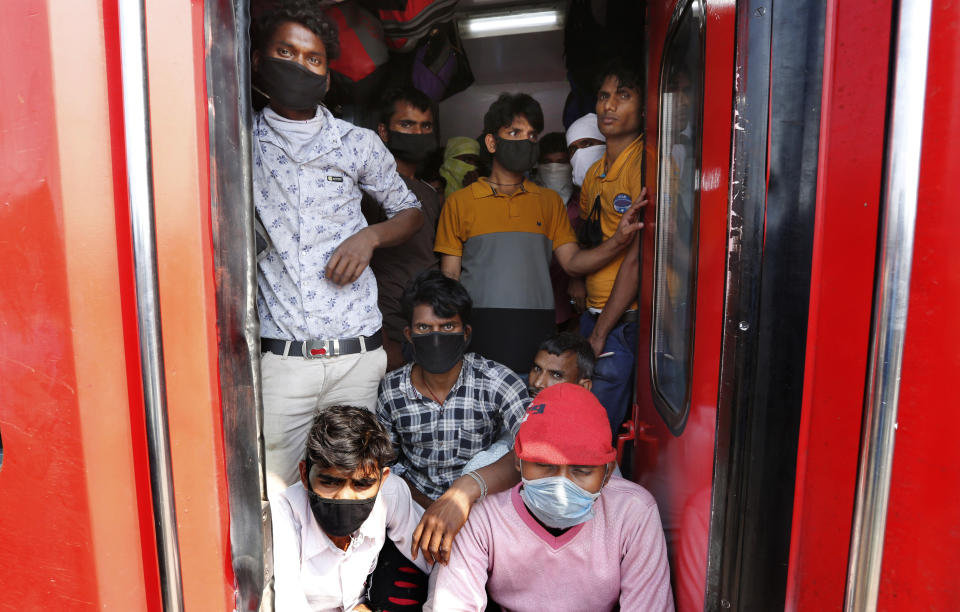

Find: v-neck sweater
[425,478,674,611]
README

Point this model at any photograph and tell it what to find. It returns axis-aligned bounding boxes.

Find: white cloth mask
[571,145,606,187]
[538,162,574,202]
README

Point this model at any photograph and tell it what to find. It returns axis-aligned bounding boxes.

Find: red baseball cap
[515,383,616,466]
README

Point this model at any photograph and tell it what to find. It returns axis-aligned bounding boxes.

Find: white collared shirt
[272,472,429,612]
[254,105,421,341]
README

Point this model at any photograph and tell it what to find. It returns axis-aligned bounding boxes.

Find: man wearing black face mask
[435,93,648,374]
[272,405,429,611]
[376,270,530,566]
[363,87,444,371]
[251,3,424,500]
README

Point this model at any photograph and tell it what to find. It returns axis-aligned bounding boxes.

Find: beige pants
[261,347,387,499]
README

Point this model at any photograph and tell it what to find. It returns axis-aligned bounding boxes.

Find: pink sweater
[425,477,674,612]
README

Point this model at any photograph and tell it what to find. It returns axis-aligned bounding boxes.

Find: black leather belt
[261,330,383,358]
[588,309,639,328]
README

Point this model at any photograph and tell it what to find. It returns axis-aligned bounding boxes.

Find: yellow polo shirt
[579,135,644,310]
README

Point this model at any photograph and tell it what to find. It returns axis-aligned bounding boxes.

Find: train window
[651,0,704,433]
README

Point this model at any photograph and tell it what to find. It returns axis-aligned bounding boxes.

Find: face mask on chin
[494,138,539,174]
[387,131,439,164]
[570,145,606,187]
[255,57,329,112]
[410,331,468,374]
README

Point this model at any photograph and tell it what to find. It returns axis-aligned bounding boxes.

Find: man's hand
[325,228,377,286]
[410,481,476,565]
[588,329,607,360]
[353,605,372,612]
[567,277,587,314]
[612,187,648,247]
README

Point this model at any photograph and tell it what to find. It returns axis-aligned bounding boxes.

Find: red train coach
[1,0,957,611]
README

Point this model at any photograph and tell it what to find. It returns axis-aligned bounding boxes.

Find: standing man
[435,93,646,374]
[367,87,444,371]
[579,60,646,435]
[252,2,424,496]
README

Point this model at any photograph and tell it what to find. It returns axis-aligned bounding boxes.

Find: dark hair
[304,406,396,475]
[378,86,435,127]
[252,0,341,60]
[538,132,567,159]
[482,93,545,138]
[401,269,473,326]
[538,332,596,380]
[595,58,643,96]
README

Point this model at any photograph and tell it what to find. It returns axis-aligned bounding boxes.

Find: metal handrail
[844,0,932,609]
[117,1,185,610]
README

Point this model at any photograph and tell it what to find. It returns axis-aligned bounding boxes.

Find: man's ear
[484,133,497,154]
[514,455,523,475]
[464,324,472,342]
[298,460,310,489]
[381,466,391,480]
[403,325,412,343]
[579,378,593,391]
[377,123,389,144]
[252,49,261,72]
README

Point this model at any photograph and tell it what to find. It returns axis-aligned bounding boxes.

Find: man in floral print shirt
[251,1,424,498]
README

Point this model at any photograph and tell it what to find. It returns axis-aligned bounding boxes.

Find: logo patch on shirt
[613,193,633,213]
[327,175,343,182]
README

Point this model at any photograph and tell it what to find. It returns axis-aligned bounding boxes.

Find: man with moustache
[579,59,647,436]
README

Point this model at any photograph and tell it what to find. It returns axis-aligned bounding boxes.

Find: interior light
[460,9,564,39]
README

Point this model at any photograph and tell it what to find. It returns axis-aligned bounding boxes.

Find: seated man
[425,383,674,612]
[272,405,429,611]
[527,331,595,396]
[376,270,529,563]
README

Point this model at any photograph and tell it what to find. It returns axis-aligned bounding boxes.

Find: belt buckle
[304,339,334,358]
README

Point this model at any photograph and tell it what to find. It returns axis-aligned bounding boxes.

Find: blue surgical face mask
[519,463,608,529]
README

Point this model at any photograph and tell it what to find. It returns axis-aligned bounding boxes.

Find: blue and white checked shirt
[254,105,421,341]
[376,353,531,500]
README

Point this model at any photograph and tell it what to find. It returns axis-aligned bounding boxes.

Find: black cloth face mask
[410,331,468,374]
[494,138,539,174]
[255,57,329,112]
[307,489,378,538]
[387,131,439,163]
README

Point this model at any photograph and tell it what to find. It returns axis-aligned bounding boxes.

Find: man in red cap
[424,383,674,612]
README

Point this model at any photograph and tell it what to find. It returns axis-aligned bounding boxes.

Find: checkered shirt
[376,353,530,500]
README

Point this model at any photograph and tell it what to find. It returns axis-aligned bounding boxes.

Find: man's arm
[619,500,674,611]
[440,255,462,280]
[325,207,423,286]
[553,187,647,277]
[383,473,431,574]
[410,450,519,565]
[422,511,491,612]
[588,232,640,357]
[271,494,316,612]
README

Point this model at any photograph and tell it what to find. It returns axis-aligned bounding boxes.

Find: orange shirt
[579,135,645,310]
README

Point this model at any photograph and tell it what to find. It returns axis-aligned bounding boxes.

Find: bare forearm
[592,237,640,340]
[440,255,462,280]
[560,238,629,277]
[367,207,423,249]
[461,450,520,501]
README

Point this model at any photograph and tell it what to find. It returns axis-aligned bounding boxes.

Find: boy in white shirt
[272,405,429,611]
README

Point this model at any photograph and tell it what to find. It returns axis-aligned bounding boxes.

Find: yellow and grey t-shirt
[435,178,576,372]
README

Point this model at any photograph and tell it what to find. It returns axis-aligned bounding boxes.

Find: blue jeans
[580,312,638,436]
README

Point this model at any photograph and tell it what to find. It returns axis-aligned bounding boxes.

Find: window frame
[649,0,707,436]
